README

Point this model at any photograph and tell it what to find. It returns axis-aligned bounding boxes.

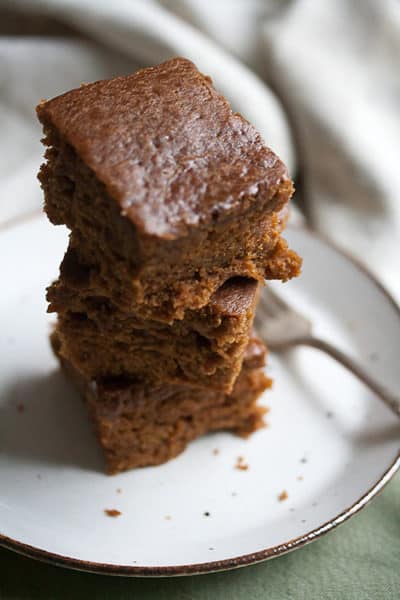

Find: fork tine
[259,285,289,316]
[255,297,276,319]
[256,283,312,347]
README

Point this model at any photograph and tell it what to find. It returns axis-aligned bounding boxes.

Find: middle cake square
[48,246,259,393]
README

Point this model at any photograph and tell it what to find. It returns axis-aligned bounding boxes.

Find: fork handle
[282,336,400,419]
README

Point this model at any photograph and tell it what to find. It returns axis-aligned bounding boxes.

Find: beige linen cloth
[1,0,399,298]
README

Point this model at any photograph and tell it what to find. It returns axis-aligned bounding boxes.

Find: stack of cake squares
[37,58,301,474]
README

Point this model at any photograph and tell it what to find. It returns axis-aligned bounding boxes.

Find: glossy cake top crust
[37,57,289,239]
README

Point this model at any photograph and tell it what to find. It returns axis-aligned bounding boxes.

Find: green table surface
[1,474,399,600]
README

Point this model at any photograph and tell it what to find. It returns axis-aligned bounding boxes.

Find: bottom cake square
[51,332,271,474]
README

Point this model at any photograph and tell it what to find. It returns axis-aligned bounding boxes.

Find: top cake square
[37,57,300,321]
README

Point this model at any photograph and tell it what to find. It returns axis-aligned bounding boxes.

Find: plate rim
[1,218,400,577]
[1,454,399,577]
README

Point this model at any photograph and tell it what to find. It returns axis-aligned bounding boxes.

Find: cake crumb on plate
[278,490,288,502]
[104,509,121,517]
[235,456,249,471]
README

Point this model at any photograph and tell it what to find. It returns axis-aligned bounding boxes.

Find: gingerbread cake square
[52,332,271,474]
[37,57,301,322]
[49,255,259,392]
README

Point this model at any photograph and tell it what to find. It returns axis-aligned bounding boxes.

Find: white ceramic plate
[0,216,399,576]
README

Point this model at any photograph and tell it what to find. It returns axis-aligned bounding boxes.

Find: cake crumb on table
[235,456,249,471]
[116,488,122,494]
[297,475,304,481]
[165,515,172,520]
[212,448,220,456]
[278,490,288,502]
[104,509,121,517]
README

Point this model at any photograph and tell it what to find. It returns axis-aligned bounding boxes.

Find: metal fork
[255,286,400,418]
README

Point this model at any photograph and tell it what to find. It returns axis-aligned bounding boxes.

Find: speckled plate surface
[0,216,399,576]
